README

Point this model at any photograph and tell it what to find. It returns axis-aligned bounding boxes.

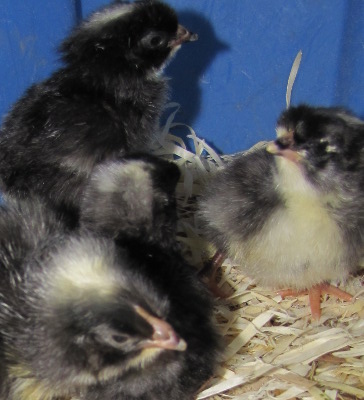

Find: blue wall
[1,1,363,154]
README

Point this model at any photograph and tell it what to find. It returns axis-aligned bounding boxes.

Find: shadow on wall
[334,1,364,119]
[165,10,229,131]
[74,0,83,22]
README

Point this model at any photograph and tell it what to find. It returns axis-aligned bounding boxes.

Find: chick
[0,202,219,398]
[80,153,181,250]
[0,0,197,222]
[0,218,186,399]
[199,105,364,320]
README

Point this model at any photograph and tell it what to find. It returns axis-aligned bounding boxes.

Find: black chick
[80,153,181,250]
[0,0,197,223]
[0,200,187,400]
[0,195,219,398]
[78,155,221,399]
[199,105,364,320]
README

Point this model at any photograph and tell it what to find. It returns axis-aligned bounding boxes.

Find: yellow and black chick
[0,204,185,400]
[199,105,364,320]
[0,0,197,223]
[0,162,220,400]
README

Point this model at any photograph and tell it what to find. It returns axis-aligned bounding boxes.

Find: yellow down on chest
[9,370,69,400]
[231,157,346,290]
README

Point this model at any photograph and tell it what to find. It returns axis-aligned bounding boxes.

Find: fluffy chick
[0,0,197,222]
[199,105,364,320]
[80,153,181,250]
[0,199,185,399]
[0,205,219,398]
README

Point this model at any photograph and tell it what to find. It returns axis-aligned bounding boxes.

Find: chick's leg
[199,251,227,298]
[279,283,353,320]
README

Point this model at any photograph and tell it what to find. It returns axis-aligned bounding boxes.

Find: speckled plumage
[0,0,197,222]
[0,157,219,399]
[199,105,364,309]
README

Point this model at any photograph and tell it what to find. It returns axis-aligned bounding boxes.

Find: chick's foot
[279,283,353,320]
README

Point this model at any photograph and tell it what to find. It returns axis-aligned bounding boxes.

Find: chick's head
[8,236,186,393]
[61,0,197,75]
[267,105,364,188]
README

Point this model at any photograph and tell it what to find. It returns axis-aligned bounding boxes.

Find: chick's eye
[140,32,166,49]
[112,334,127,344]
[151,35,163,46]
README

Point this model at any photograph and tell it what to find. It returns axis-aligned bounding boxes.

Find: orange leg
[199,251,227,298]
[279,283,353,320]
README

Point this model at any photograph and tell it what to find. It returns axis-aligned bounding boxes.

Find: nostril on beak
[189,33,198,42]
[176,24,198,43]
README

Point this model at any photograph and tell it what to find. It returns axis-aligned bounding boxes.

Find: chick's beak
[134,306,187,352]
[266,141,303,163]
[169,24,198,47]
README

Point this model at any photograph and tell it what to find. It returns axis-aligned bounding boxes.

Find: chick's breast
[199,147,348,290]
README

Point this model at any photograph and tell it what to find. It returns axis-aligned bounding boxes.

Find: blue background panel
[1,1,363,154]
[0,1,77,116]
